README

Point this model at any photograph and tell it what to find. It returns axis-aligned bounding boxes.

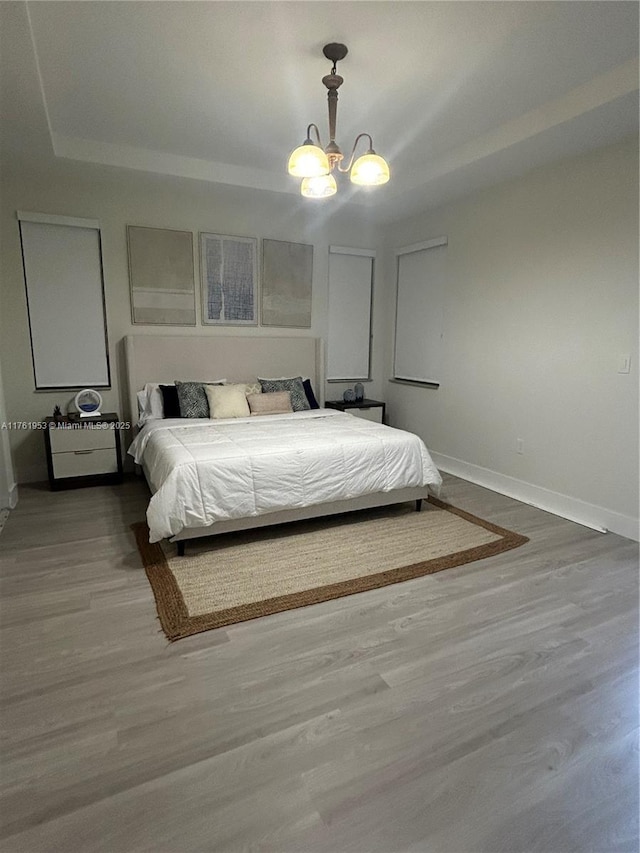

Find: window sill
[389,378,440,389]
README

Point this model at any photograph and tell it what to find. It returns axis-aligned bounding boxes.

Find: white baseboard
[0,482,18,510]
[431,452,639,542]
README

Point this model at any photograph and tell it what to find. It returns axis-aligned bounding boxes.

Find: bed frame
[124,333,430,552]
[124,333,326,422]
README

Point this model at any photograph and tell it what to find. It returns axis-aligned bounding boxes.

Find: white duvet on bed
[128,409,442,542]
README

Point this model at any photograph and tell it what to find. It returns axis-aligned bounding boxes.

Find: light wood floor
[0,474,637,853]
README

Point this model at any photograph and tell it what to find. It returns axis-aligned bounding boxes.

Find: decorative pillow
[242,382,262,397]
[258,377,310,411]
[175,380,226,418]
[205,384,250,419]
[160,384,181,418]
[247,391,293,416]
[228,382,262,398]
[303,378,319,409]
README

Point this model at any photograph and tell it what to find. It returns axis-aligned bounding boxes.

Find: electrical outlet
[516,438,524,455]
[618,354,631,374]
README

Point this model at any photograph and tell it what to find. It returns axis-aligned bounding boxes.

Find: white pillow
[136,391,149,428]
[136,385,168,427]
[142,383,169,421]
[205,384,250,419]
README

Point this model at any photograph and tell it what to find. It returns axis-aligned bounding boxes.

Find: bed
[124,334,442,552]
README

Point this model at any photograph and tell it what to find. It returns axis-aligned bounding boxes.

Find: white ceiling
[25,1,639,220]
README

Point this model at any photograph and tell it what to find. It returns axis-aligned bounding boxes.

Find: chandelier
[287,43,390,199]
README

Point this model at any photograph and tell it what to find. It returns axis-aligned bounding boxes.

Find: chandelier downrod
[322,55,344,167]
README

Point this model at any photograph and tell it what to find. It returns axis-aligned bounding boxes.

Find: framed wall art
[200,233,258,325]
[127,225,196,325]
[261,238,313,328]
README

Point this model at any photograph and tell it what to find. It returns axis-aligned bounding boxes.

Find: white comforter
[128,409,442,542]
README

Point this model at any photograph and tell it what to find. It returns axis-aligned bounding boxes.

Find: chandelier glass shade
[301,173,338,198]
[287,44,390,198]
[350,152,390,186]
[287,142,329,178]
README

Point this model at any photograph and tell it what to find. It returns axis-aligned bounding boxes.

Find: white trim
[431,451,639,542]
[0,483,18,511]
[52,133,295,197]
[395,236,447,256]
[329,246,377,257]
[17,211,100,230]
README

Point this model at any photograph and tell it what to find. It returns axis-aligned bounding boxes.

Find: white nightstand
[44,414,123,490]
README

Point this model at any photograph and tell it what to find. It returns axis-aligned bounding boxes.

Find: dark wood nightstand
[325,398,386,424]
[44,413,123,490]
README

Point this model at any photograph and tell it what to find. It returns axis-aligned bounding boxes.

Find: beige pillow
[205,384,250,419]
[247,391,293,416]
[242,382,262,397]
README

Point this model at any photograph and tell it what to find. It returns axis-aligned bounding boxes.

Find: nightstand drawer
[50,427,116,454]
[52,448,119,479]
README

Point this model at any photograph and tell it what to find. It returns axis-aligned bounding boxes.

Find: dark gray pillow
[175,380,224,418]
[303,378,319,409]
[160,384,181,418]
[258,377,310,412]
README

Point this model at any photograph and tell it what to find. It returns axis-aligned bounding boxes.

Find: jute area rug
[133,498,528,641]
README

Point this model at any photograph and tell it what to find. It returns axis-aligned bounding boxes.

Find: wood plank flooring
[0,474,637,853]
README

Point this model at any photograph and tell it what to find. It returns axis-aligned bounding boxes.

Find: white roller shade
[394,238,447,385]
[18,212,110,389]
[327,246,374,381]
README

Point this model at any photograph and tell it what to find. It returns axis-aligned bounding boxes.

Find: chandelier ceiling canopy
[287,43,390,199]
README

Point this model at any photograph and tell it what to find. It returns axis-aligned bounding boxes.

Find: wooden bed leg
[415,499,423,512]
[177,541,185,557]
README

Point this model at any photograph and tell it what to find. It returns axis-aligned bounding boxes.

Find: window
[327,246,375,381]
[393,237,447,386]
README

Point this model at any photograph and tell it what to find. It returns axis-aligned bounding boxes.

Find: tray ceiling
[20,1,640,219]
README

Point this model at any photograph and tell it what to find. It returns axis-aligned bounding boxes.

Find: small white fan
[74,389,102,418]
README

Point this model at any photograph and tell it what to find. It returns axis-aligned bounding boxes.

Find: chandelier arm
[336,133,373,174]
[306,123,324,148]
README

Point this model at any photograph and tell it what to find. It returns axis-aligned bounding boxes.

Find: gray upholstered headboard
[124,334,325,424]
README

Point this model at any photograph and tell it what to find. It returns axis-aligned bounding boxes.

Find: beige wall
[0,2,383,483]
[0,158,382,482]
[1,134,636,536]
[380,137,639,537]
[1,2,637,537]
